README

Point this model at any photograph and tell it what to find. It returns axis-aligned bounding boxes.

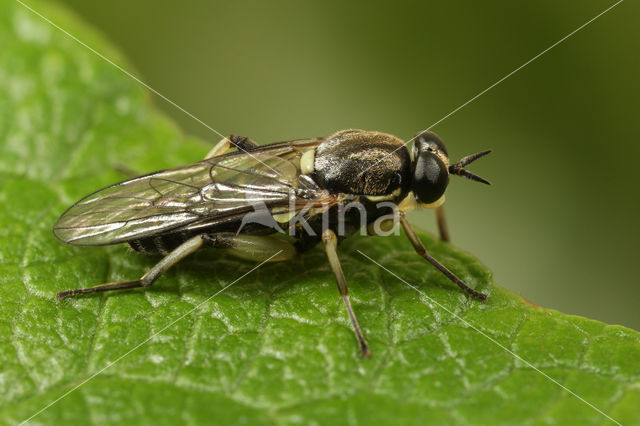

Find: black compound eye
[413,151,449,203]
[413,130,448,158]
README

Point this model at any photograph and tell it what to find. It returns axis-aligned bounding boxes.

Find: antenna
[449,150,492,185]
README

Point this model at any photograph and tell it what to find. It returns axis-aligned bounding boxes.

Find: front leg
[435,205,450,242]
[398,211,487,302]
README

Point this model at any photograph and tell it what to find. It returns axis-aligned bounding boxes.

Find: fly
[53,129,491,357]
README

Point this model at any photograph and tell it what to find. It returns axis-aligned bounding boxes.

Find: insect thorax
[311,129,411,196]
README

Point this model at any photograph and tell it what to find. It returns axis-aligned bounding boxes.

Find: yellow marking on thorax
[365,187,402,202]
[300,149,315,174]
[398,192,445,211]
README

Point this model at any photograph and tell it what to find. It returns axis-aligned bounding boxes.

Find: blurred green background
[55,0,639,329]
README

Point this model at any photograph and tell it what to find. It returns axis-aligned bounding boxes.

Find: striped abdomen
[128,233,192,255]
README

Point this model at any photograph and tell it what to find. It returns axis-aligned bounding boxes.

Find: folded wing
[54,140,325,246]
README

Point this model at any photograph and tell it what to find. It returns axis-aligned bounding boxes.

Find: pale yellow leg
[204,233,297,262]
[57,233,296,300]
[322,229,370,357]
[366,218,397,236]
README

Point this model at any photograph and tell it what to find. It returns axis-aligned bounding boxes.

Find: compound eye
[413,130,448,158]
[413,151,449,203]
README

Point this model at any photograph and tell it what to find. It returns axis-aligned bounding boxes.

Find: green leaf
[1,1,639,425]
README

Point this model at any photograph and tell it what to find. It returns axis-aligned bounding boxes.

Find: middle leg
[322,229,371,357]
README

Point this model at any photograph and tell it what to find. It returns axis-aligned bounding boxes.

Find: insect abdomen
[129,234,188,255]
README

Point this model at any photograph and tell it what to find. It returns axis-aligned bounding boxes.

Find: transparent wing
[53,139,325,246]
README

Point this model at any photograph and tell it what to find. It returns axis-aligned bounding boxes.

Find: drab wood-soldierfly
[54,129,491,357]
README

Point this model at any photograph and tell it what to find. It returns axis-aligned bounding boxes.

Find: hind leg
[201,233,297,262]
[57,235,207,299]
[57,233,296,300]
